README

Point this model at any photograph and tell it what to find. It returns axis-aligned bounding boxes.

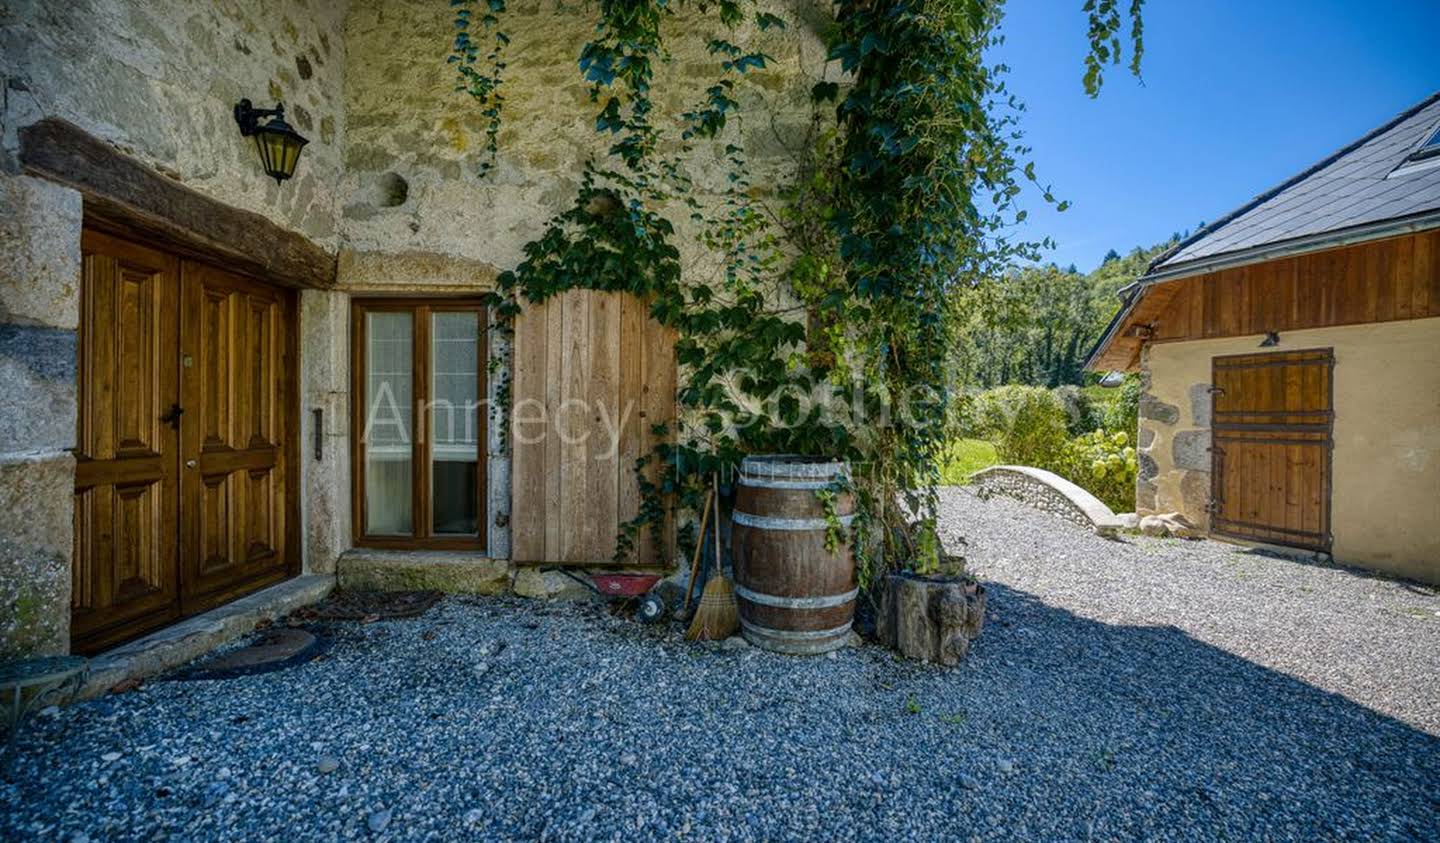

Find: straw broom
[685,474,738,641]
[681,486,714,614]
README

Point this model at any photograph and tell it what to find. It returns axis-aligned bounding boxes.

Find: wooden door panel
[180,260,294,612]
[73,230,298,652]
[197,284,233,451]
[1210,349,1333,553]
[72,231,180,654]
[198,472,231,574]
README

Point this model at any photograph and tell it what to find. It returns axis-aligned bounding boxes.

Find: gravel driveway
[3,489,1437,842]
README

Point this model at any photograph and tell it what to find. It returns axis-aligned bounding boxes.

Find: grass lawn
[939,438,1000,485]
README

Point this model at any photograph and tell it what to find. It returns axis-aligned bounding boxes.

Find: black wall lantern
[233,99,308,184]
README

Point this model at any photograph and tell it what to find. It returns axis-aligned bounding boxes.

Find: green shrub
[1052,384,1101,436]
[947,389,985,441]
[953,383,1137,510]
[973,385,1070,468]
[1101,375,1140,437]
[1054,429,1138,512]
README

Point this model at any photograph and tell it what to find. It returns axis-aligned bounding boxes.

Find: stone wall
[0,0,348,243]
[338,0,831,288]
[0,0,832,658]
[971,466,1121,536]
[1135,344,1213,530]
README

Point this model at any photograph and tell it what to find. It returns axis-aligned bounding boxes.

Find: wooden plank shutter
[510,290,677,567]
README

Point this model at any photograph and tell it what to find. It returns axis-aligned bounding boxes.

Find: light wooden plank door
[511,290,677,567]
[1210,348,1333,553]
[73,230,182,654]
[178,260,296,613]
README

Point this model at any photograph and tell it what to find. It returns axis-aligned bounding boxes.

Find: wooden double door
[1209,348,1333,554]
[72,230,298,654]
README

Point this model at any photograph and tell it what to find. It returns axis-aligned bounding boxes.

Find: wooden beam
[19,118,335,290]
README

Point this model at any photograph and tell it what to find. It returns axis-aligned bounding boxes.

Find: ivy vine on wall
[446,0,1143,585]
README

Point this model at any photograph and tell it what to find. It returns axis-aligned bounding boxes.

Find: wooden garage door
[72,230,297,654]
[1210,348,1333,553]
[510,290,677,567]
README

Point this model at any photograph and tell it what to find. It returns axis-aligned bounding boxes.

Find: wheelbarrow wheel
[636,592,668,625]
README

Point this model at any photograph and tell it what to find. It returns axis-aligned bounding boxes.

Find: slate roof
[1149,91,1440,275]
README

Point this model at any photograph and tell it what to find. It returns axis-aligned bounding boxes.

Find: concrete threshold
[338,548,515,594]
[336,549,620,601]
[78,575,335,699]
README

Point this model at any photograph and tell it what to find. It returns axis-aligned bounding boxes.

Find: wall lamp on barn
[233,99,308,184]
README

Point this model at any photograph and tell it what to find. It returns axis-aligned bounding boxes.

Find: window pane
[365,311,413,535]
[431,311,480,535]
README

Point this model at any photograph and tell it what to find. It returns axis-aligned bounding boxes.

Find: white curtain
[365,311,413,535]
[430,312,479,534]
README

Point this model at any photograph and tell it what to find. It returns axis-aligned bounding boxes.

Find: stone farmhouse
[0,1,830,668]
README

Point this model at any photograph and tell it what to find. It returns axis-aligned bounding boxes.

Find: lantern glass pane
[257,129,304,180]
[284,136,304,174]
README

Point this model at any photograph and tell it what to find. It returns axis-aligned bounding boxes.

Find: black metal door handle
[161,403,185,430]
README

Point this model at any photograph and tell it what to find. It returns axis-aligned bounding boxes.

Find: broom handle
[712,474,722,579]
[683,487,714,611]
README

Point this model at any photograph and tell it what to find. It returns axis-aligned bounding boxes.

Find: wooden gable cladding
[510,290,677,567]
[1093,229,1440,371]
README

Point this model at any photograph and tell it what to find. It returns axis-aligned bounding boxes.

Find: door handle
[161,403,185,430]
[185,459,198,469]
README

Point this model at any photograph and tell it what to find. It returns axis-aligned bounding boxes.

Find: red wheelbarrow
[545,569,669,623]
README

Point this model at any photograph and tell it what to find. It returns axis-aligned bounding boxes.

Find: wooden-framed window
[351,299,489,549]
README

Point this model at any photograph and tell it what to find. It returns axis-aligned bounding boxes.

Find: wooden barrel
[731,455,856,655]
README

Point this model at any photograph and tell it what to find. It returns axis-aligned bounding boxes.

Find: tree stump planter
[877,572,986,665]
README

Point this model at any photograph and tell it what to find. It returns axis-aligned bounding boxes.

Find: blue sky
[991,0,1440,273]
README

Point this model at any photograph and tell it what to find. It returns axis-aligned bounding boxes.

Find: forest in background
[953,238,1180,388]
[941,237,1189,509]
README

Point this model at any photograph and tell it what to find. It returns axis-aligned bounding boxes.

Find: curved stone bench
[968,465,1123,537]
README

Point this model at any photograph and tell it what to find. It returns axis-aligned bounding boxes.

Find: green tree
[952,239,1175,390]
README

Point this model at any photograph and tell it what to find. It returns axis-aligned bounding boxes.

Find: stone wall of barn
[1134,344,1214,531]
[1139,318,1440,584]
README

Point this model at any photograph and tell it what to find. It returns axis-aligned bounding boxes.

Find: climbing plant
[446,0,1144,583]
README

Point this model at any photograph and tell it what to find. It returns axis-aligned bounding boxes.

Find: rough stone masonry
[0,1,832,658]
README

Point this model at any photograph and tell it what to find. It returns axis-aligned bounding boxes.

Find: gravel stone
[1,489,1437,841]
